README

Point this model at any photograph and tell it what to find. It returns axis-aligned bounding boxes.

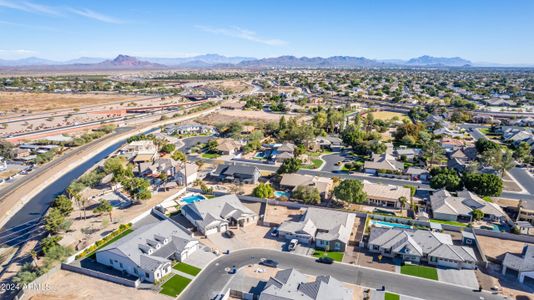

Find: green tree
[430,168,462,191]
[463,172,503,196]
[481,148,515,177]
[171,150,186,162]
[475,138,499,154]
[333,179,367,203]
[52,195,73,216]
[252,183,275,198]
[44,208,68,234]
[472,209,484,221]
[398,196,408,213]
[123,177,152,201]
[160,143,176,154]
[292,185,321,204]
[206,139,218,153]
[0,140,14,159]
[93,199,113,222]
[277,158,302,174]
[513,142,532,164]
[422,140,446,168]
[41,235,62,254]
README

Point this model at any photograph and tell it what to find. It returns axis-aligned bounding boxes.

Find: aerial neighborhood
[0,3,533,299]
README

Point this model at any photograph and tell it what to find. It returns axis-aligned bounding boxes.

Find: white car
[288,239,298,251]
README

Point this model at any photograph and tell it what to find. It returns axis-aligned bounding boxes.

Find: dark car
[259,259,279,268]
[316,256,334,264]
[223,230,235,238]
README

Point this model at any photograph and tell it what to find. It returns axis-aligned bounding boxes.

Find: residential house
[449,147,477,162]
[368,227,477,269]
[430,189,507,222]
[273,142,296,163]
[405,167,429,181]
[211,164,260,184]
[127,140,159,165]
[10,148,32,160]
[278,207,355,251]
[393,146,421,161]
[502,244,534,283]
[279,173,333,199]
[176,163,199,186]
[362,180,411,208]
[138,157,179,177]
[485,98,515,107]
[165,124,214,135]
[363,153,404,175]
[433,127,464,139]
[95,219,199,283]
[503,129,534,148]
[216,138,241,155]
[181,194,258,235]
[315,136,344,152]
[259,268,353,300]
[517,200,534,227]
[440,138,466,152]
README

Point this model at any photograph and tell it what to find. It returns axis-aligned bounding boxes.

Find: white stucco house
[181,194,258,235]
[502,244,534,284]
[95,219,199,283]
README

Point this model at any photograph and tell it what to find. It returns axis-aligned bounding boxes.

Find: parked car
[223,230,235,238]
[288,239,298,251]
[259,259,279,268]
[270,227,279,237]
[316,256,334,264]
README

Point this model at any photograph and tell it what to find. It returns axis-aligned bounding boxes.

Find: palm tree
[93,199,113,222]
[30,250,38,268]
[398,196,407,214]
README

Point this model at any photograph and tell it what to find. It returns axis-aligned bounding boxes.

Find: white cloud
[69,8,124,24]
[0,0,60,15]
[0,0,124,24]
[196,25,287,46]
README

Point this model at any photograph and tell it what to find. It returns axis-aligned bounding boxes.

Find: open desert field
[0,92,146,112]
[199,109,310,125]
[207,80,252,94]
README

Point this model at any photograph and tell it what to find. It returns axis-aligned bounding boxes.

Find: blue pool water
[370,220,412,229]
[181,194,207,204]
[274,191,290,198]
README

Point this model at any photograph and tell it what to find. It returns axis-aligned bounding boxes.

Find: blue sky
[0,0,533,63]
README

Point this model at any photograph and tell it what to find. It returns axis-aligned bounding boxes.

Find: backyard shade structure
[259,268,353,300]
[95,219,199,283]
[181,194,258,235]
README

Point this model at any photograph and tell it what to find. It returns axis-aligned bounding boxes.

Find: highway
[179,248,503,300]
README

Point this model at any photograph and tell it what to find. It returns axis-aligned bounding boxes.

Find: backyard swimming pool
[370,220,412,229]
[180,194,207,204]
[274,191,290,198]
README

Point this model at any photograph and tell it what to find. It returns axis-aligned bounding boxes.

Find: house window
[145,272,149,278]
[109,259,113,265]
[119,263,123,268]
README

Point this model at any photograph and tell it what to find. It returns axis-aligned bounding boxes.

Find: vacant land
[400,264,438,280]
[477,235,532,261]
[207,80,252,94]
[29,269,168,300]
[0,92,144,112]
[370,111,410,122]
[199,109,310,125]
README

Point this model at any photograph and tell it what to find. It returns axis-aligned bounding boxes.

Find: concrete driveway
[438,268,479,289]
[184,245,219,268]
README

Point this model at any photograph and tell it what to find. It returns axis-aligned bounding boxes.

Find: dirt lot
[263,204,305,226]
[477,235,532,261]
[28,269,167,300]
[198,109,310,125]
[0,92,145,112]
[207,80,252,94]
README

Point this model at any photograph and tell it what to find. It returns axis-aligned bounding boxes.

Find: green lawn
[159,275,192,297]
[87,229,133,259]
[201,152,221,159]
[301,159,323,169]
[173,262,201,276]
[312,250,344,262]
[429,219,467,227]
[385,292,400,300]
[400,264,438,280]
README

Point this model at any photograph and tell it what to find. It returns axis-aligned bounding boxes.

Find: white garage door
[205,227,218,235]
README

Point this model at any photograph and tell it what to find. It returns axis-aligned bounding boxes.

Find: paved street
[179,248,503,300]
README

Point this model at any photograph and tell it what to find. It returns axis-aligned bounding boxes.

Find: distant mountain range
[0,54,531,70]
